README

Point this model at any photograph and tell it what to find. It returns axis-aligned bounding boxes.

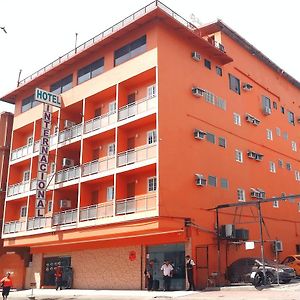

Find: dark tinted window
[208,175,217,187]
[204,59,211,70]
[229,74,240,94]
[21,94,39,113]
[288,111,295,125]
[206,132,215,144]
[216,66,222,76]
[78,58,104,84]
[50,74,73,94]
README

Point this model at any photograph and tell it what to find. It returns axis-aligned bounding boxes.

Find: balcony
[27,216,52,230]
[52,208,78,226]
[81,156,115,177]
[79,201,114,221]
[117,143,156,167]
[11,144,33,161]
[84,111,117,134]
[116,193,156,215]
[118,94,156,121]
[58,123,82,144]
[55,166,80,184]
[3,220,26,234]
[7,178,37,197]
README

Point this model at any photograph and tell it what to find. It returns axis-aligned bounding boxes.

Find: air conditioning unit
[194,129,206,140]
[247,151,257,159]
[242,83,253,91]
[59,199,71,209]
[255,153,264,161]
[263,107,272,115]
[191,51,201,61]
[245,114,260,126]
[250,188,265,199]
[64,120,76,129]
[220,224,235,239]
[235,229,249,241]
[62,158,74,168]
[195,174,207,186]
[272,240,283,252]
[192,87,205,97]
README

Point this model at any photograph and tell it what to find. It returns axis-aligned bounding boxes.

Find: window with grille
[204,91,215,104]
[148,177,157,192]
[208,176,217,187]
[107,186,114,201]
[233,113,241,126]
[147,130,157,145]
[23,170,30,182]
[237,189,245,201]
[235,150,243,163]
[20,206,27,218]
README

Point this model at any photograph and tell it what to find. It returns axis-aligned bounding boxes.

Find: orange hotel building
[1,1,300,290]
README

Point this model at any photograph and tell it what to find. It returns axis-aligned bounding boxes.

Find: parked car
[225,257,296,285]
[281,255,300,276]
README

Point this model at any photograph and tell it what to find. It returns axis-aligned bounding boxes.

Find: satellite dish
[189,13,202,26]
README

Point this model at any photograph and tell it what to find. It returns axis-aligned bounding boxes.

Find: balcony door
[127,93,136,118]
[127,137,135,164]
[126,182,136,214]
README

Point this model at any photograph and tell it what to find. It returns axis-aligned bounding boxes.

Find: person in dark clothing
[62,267,73,289]
[185,255,196,291]
[144,259,154,291]
[54,266,63,290]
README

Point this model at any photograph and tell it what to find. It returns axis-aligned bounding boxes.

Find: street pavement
[6,280,300,300]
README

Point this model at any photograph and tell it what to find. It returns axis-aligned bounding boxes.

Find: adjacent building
[1,1,300,290]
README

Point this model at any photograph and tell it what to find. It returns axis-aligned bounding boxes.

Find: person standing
[144,259,154,291]
[161,260,173,291]
[54,266,63,290]
[185,255,196,291]
[0,272,13,300]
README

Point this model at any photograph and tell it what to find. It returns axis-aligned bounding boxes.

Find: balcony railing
[3,220,26,234]
[11,144,33,161]
[55,166,80,184]
[81,157,115,177]
[27,216,52,230]
[58,123,82,144]
[84,111,117,134]
[79,201,114,221]
[117,143,156,167]
[116,193,156,215]
[118,95,156,121]
[53,208,78,226]
[7,180,31,197]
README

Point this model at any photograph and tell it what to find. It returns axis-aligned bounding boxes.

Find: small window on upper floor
[23,170,30,182]
[218,137,226,148]
[147,130,157,145]
[206,132,215,144]
[288,111,295,125]
[114,35,146,66]
[216,66,222,76]
[266,129,273,140]
[233,113,241,126]
[292,141,297,152]
[282,131,288,140]
[147,85,156,98]
[295,170,300,181]
[21,94,39,113]
[77,57,104,84]
[281,106,285,114]
[273,101,277,109]
[273,199,279,208]
[27,136,33,146]
[107,186,114,201]
[269,161,276,173]
[278,159,283,168]
[107,143,115,157]
[204,59,211,70]
[208,175,217,187]
[20,206,27,218]
[50,74,73,95]
[235,150,243,163]
[237,188,245,202]
[262,95,271,110]
[275,127,281,136]
[220,178,228,189]
[148,177,157,192]
[229,74,240,94]
[286,162,292,171]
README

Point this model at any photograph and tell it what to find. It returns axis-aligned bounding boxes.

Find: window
[233,113,241,126]
[278,159,283,168]
[220,178,228,189]
[288,111,295,125]
[27,136,33,146]
[107,143,115,157]
[282,131,288,140]
[229,74,240,94]
[275,127,281,136]
[23,170,30,182]
[91,190,99,204]
[114,35,146,66]
[216,66,222,76]
[208,175,217,187]
[47,201,53,213]
[147,85,156,98]
[237,189,245,201]
[273,199,279,208]
[266,129,273,140]
[148,177,157,192]
[50,74,73,94]
[108,101,116,114]
[292,141,297,152]
[77,57,104,84]
[235,150,243,163]
[21,94,39,113]
[269,161,276,173]
[286,162,292,171]
[206,132,215,144]
[215,97,226,110]
[147,130,157,145]
[218,137,226,148]
[281,106,285,114]
[204,59,211,69]
[204,91,215,104]
[296,244,300,254]
[295,171,300,181]
[107,186,114,201]
[262,95,271,109]
[273,101,277,109]
[20,206,27,218]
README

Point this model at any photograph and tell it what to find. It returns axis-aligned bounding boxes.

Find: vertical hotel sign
[34,88,61,217]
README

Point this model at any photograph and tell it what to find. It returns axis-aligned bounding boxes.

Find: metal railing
[84,111,117,134]
[52,208,78,226]
[55,166,80,184]
[3,220,26,234]
[27,216,52,230]
[81,157,115,177]
[118,95,156,121]
[58,123,82,143]
[115,193,157,215]
[7,180,31,197]
[79,202,114,221]
[117,143,156,167]
[11,144,33,161]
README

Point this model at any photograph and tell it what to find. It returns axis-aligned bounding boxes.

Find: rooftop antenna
[74,33,78,54]
[190,14,202,27]
[17,69,22,87]
[0,26,7,34]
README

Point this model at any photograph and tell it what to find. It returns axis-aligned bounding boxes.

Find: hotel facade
[1,1,300,290]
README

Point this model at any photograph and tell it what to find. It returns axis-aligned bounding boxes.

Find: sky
[0,0,299,114]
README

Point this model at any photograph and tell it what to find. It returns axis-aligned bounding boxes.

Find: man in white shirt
[185,255,196,291]
[160,260,173,291]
